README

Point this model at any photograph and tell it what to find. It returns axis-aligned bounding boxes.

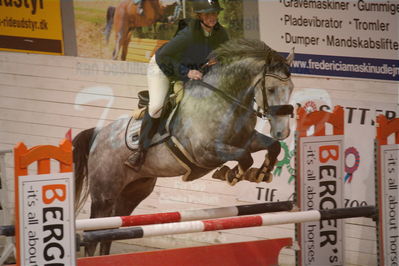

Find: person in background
[125,0,229,169]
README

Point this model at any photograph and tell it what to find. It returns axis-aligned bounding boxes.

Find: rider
[125,0,229,169]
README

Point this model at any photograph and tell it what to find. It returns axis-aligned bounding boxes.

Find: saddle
[125,82,213,181]
[126,86,179,150]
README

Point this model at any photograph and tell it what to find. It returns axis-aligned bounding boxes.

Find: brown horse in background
[104,0,178,60]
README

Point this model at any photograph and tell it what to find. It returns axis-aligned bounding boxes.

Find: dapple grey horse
[73,39,294,256]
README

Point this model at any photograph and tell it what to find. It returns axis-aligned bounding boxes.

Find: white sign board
[379,144,399,266]
[258,0,399,81]
[18,172,76,266]
[298,135,344,266]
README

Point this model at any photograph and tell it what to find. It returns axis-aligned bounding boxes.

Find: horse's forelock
[210,39,290,79]
[266,61,291,78]
[211,39,290,77]
[205,39,292,96]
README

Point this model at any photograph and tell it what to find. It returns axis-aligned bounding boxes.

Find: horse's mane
[210,39,290,77]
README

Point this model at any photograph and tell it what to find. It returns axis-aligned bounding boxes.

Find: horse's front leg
[210,142,253,186]
[244,131,281,183]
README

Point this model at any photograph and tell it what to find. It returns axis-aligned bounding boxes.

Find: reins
[194,79,265,118]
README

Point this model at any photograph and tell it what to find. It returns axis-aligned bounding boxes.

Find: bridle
[257,66,294,120]
[196,62,294,120]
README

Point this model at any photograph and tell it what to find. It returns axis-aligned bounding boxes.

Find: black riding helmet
[193,0,223,13]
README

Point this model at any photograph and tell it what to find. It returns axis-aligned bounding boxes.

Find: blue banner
[281,53,399,81]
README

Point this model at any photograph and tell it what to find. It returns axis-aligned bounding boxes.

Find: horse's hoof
[257,172,273,183]
[256,173,263,183]
[227,177,239,186]
[242,168,258,182]
[226,171,236,185]
[212,166,229,181]
[225,167,242,186]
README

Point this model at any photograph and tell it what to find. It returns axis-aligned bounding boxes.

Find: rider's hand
[188,70,203,80]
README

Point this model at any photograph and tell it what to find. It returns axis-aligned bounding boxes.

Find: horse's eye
[268,87,275,94]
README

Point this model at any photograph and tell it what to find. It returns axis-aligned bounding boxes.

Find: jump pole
[0,201,294,235]
[75,200,293,230]
[79,206,376,244]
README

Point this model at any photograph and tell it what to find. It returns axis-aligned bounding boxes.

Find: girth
[166,136,214,181]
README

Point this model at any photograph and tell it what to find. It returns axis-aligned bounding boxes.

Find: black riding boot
[125,111,160,170]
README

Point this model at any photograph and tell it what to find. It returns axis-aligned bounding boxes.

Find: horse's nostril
[276,132,282,139]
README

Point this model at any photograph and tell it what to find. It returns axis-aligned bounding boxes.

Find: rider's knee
[148,105,163,118]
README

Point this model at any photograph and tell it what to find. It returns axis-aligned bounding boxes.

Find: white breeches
[147,56,170,118]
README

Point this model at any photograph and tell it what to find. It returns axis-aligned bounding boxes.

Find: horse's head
[253,48,294,140]
[209,39,294,140]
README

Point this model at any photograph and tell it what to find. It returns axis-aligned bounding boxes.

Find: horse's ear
[286,47,295,65]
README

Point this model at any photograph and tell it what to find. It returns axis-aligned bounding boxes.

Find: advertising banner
[379,144,399,266]
[298,135,344,266]
[72,0,244,60]
[238,94,397,207]
[0,0,64,54]
[258,0,399,81]
[17,172,76,266]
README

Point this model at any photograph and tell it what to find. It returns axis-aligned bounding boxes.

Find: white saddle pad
[125,118,142,150]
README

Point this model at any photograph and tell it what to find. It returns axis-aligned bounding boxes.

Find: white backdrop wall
[0,51,398,265]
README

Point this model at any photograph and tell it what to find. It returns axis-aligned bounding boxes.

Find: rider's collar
[200,21,213,37]
[202,27,212,37]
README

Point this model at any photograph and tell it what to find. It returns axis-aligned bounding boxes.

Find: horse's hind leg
[113,28,129,60]
[112,10,128,60]
[84,196,117,256]
[84,172,125,257]
[112,33,121,60]
[120,30,132,61]
[99,177,157,255]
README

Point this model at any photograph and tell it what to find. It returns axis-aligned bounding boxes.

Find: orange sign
[14,140,74,265]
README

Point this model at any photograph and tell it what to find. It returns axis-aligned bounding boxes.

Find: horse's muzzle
[269,105,294,116]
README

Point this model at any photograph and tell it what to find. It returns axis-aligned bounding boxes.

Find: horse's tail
[73,127,95,214]
[104,6,115,43]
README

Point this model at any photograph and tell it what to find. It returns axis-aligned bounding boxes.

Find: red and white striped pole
[76,201,293,231]
[0,201,293,236]
[81,206,376,244]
